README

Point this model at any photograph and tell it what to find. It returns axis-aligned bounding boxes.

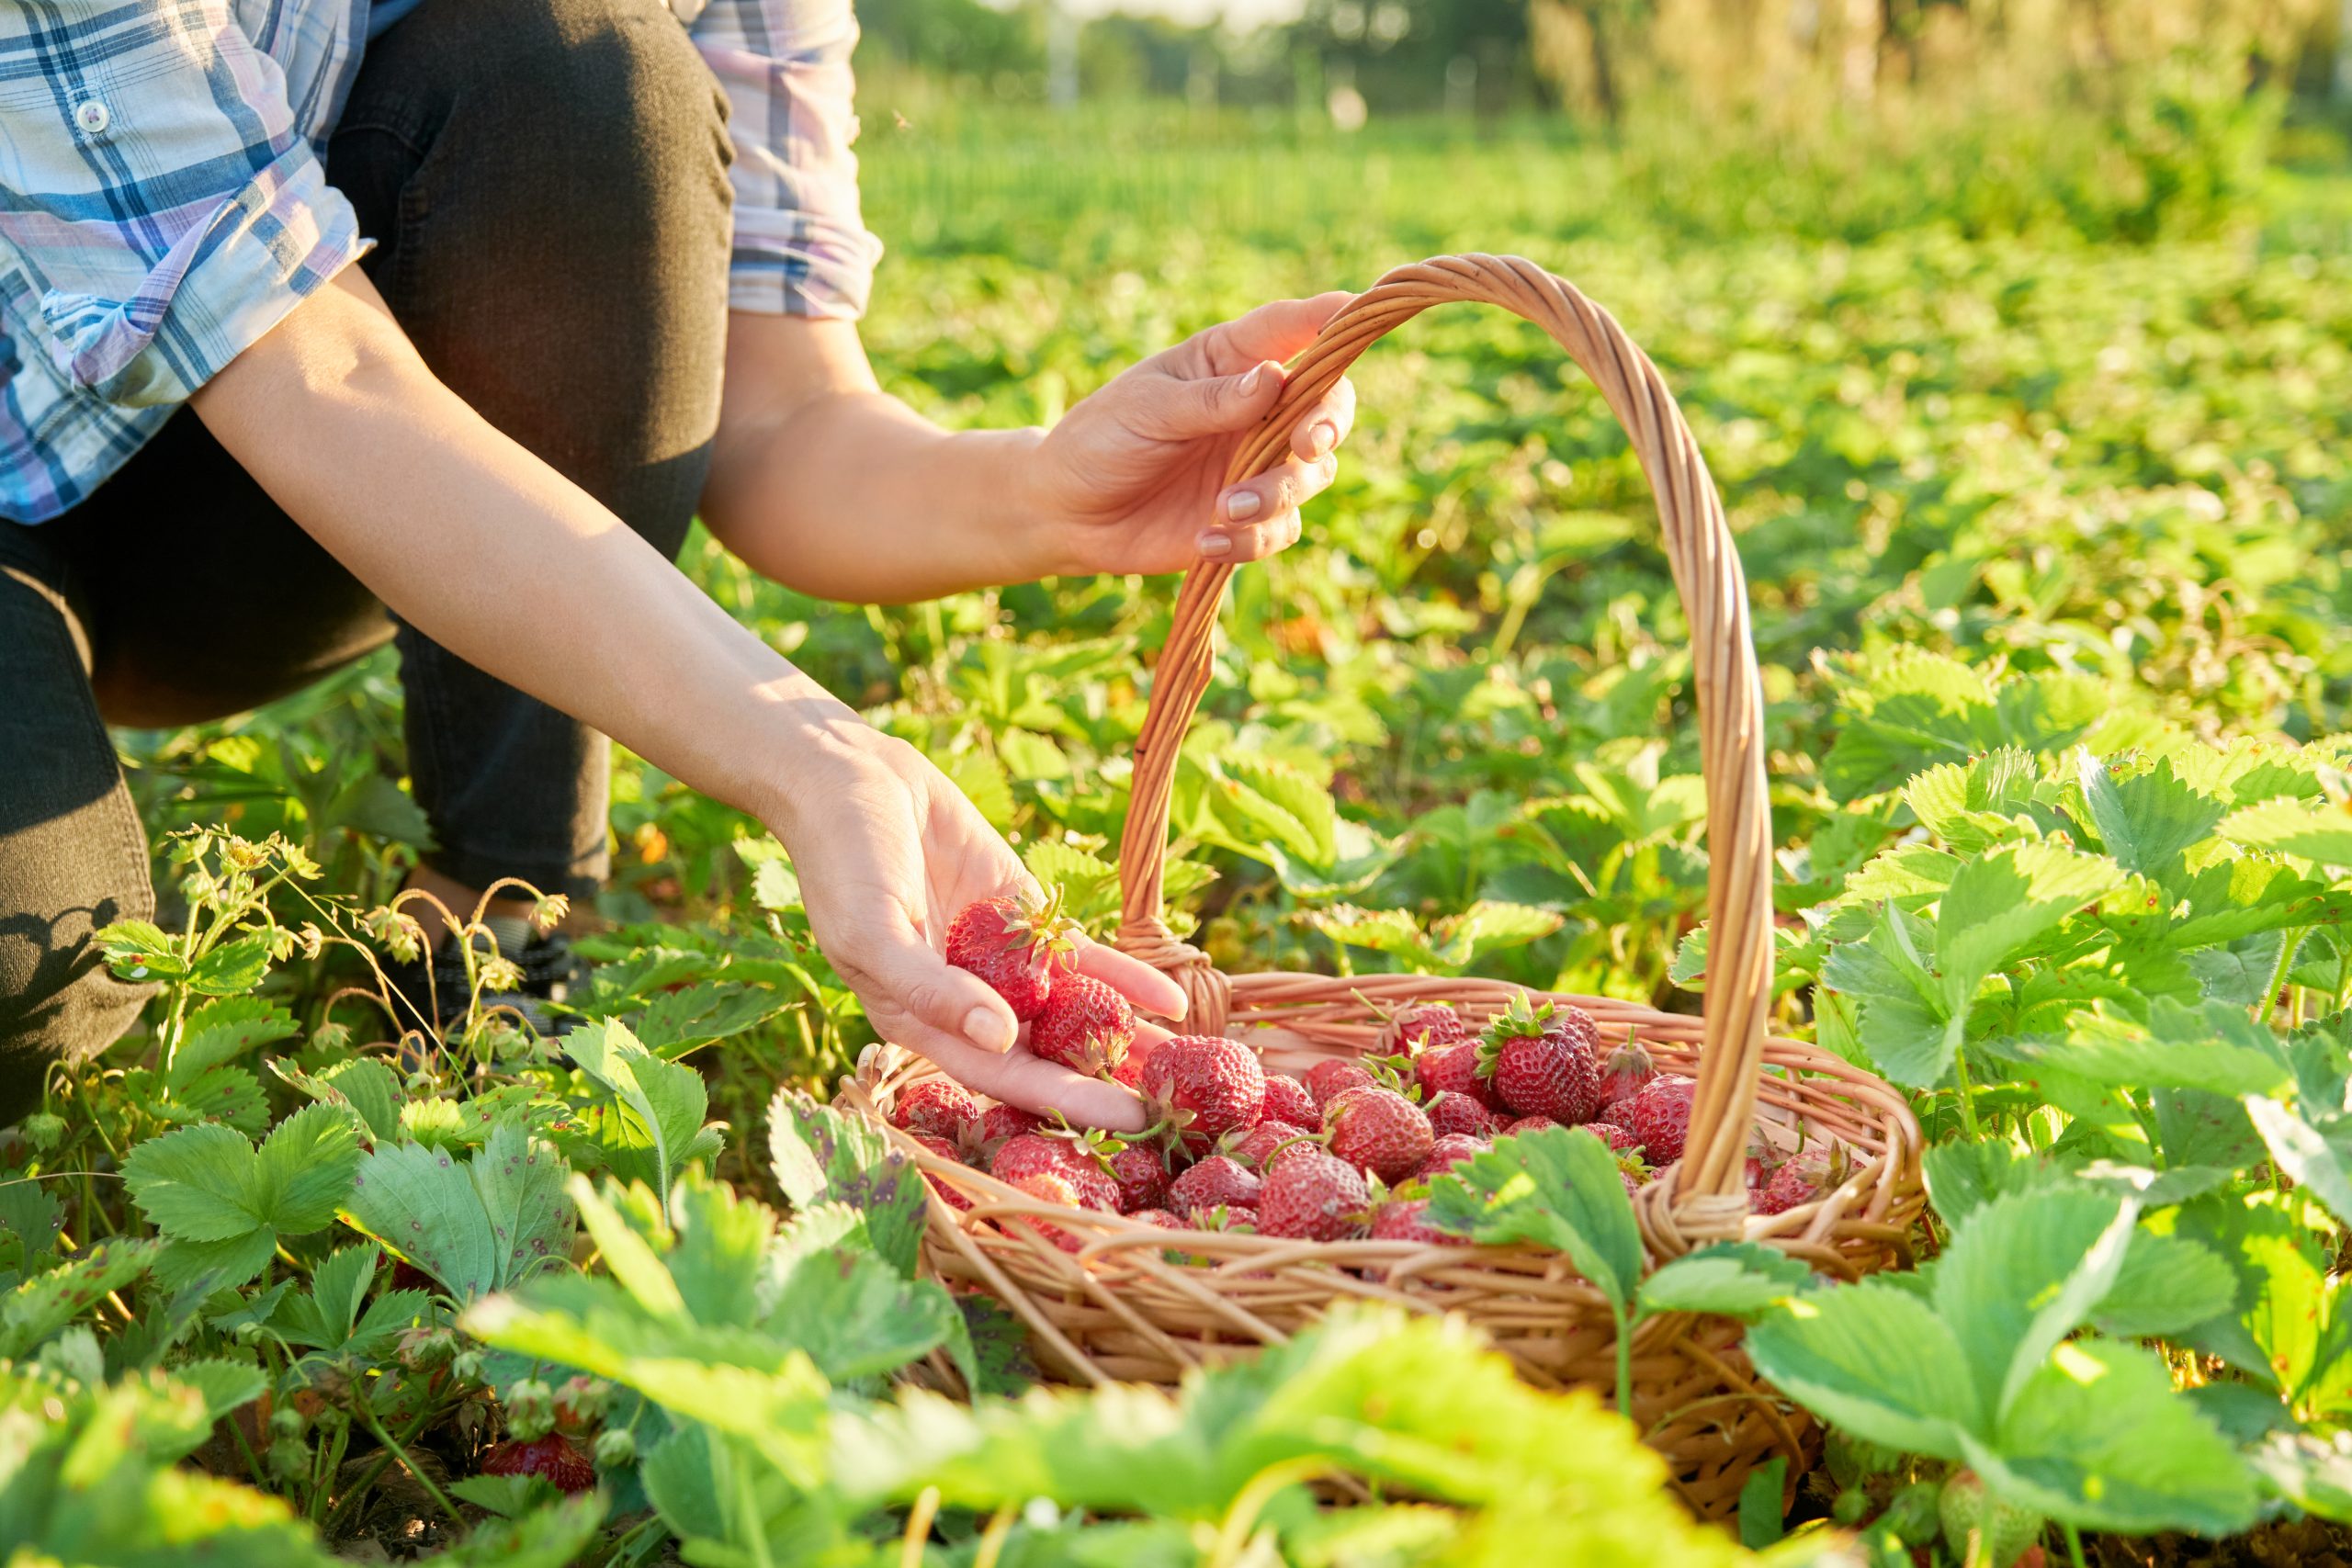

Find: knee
[0,880,154,1127]
[480,0,730,208]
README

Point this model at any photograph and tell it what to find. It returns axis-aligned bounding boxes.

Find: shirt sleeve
[686,0,886,321]
[0,1,368,410]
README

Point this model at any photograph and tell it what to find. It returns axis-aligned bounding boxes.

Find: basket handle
[1111,254,1774,1218]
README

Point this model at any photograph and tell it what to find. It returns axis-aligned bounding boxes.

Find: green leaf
[96,918,189,982]
[1432,901,1565,966]
[0,1238,157,1358]
[2219,796,2352,867]
[765,1089,925,1279]
[1970,1338,2257,1535]
[2071,750,2225,881]
[342,1125,574,1303]
[169,997,298,1093]
[2090,1231,2237,1338]
[2012,999,2293,1098]
[187,934,273,997]
[565,1018,722,1193]
[254,1102,365,1233]
[124,1122,266,1243]
[1636,1243,1813,1323]
[1425,1128,1643,1317]
[1931,1187,2139,1422]
[1907,748,2045,855]
[2245,1097,2352,1229]
[1746,1281,1980,1458]
[1934,841,2127,1021]
[277,1056,403,1143]
[2250,1432,2352,1524]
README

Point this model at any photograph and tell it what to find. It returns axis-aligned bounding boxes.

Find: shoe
[380,913,583,1038]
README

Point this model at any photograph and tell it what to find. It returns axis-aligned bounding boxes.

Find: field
[10,102,2352,1566]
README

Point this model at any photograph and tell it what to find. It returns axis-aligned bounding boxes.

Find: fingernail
[1196,531,1234,558]
[1225,490,1262,522]
[964,1006,1013,1051]
[1308,421,1336,457]
[1238,366,1262,396]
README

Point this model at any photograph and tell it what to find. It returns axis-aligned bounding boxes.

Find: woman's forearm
[189,269,854,833]
[699,313,1075,604]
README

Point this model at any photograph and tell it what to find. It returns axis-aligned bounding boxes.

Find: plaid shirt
[0,0,883,523]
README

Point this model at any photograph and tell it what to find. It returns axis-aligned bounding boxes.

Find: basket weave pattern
[843,255,1927,1518]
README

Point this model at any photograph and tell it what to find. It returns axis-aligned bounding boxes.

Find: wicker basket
[839,255,1926,1520]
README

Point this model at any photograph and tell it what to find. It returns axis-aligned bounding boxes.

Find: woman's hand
[771,714,1180,1131]
[1028,294,1360,575]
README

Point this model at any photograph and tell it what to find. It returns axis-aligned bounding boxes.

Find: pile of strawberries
[894,895,1829,1257]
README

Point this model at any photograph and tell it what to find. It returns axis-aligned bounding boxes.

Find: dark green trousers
[0,0,734,1123]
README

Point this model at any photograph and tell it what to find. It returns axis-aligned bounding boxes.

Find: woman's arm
[699,306,1358,604]
[189,265,1174,1128]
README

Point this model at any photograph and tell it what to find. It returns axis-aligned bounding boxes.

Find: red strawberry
[910,1134,973,1212]
[979,1104,1044,1147]
[945,893,1076,1021]
[1583,1121,1639,1154]
[1007,1171,1087,1253]
[1425,1090,1499,1140]
[1415,1039,1500,1111]
[990,1133,1118,1211]
[1109,1145,1170,1213]
[1228,1120,1314,1172]
[1139,1035,1265,1153]
[1370,1196,1461,1245]
[481,1434,595,1494]
[1030,973,1135,1077]
[1113,1043,1151,1089]
[1125,1207,1182,1230]
[1755,1154,1832,1216]
[1476,997,1601,1124]
[1503,1115,1558,1137]
[1257,1148,1370,1242]
[1259,1074,1318,1128]
[1628,1076,1696,1166]
[1304,1057,1375,1111]
[1324,1087,1434,1184]
[1215,1205,1259,1231]
[1168,1155,1262,1216]
[1418,1133,1487,1179]
[892,1079,979,1144]
[1598,1035,1658,1107]
[1381,1001,1470,1054]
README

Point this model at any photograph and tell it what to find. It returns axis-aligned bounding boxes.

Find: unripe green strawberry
[20,1111,64,1150]
[594,1427,638,1468]
[1938,1471,2043,1568]
[268,1435,309,1482]
[1880,1480,1942,1547]
[502,1377,556,1442]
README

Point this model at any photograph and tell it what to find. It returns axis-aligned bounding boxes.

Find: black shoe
[380,915,583,1038]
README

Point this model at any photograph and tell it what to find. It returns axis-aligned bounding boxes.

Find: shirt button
[74,99,109,135]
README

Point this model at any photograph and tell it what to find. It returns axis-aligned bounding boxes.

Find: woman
[0,0,1354,1131]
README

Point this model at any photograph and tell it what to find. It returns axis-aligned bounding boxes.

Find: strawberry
[1125,1207,1182,1230]
[892,1079,979,1144]
[1755,1153,1835,1216]
[910,1134,974,1212]
[1502,1114,1558,1137]
[1476,997,1601,1124]
[1424,1090,1499,1140]
[1597,1034,1657,1109]
[945,892,1077,1021]
[1109,1144,1170,1212]
[1228,1119,1314,1172]
[1380,1001,1470,1055]
[1938,1470,2044,1568]
[1370,1196,1461,1245]
[1139,1034,1265,1153]
[1627,1076,1696,1166]
[1258,1074,1318,1128]
[990,1133,1118,1211]
[978,1104,1044,1147]
[1324,1086,1434,1184]
[481,1434,595,1494]
[1304,1057,1375,1111]
[1418,1132,1487,1179]
[1113,1042,1151,1089]
[1256,1148,1371,1241]
[1414,1038,1500,1111]
[1168,1155,1262,1216]
[1007,1171,1087,1253]
[1030,972,1135,1077]
[1583,1121,1638,1154]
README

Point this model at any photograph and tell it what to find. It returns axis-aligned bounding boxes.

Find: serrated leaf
[2219,796,2352,866]
[1931,1187,2139,1421]
[254,1102,365,1234]
[96,918,188,981]
[2091,1231,2237,1338]
[2245,1097,2352,1229]
[124,1122,266,1243]
[187,934,273,996]
[1426,1128,1642,1316]
[0,1238,157,1358]
[1935,841,2127,1019]
[566,1018,721,1193]
[1636,1243,1813,1322]
[343,1126,573,1303]
[169,997,298,1093]
[2072,750,2225,880]
[1433,901,1564,966]
[1746,1281,1979,1457]
[2011,999,2293,1098]
[277,1056,403,1143]
[765,1089,924,1278]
